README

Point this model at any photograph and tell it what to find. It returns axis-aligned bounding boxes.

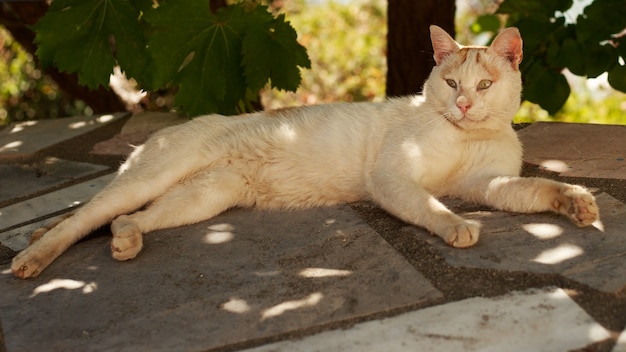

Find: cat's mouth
[445,113,488,130]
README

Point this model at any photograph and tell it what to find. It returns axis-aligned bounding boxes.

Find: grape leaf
[523,59,571,114]
[33,0,146,89]
[608,64,626,93]
[145,2,249,116]
[242,13,311,92]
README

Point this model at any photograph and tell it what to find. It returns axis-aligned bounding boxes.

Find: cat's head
[423,25,523,132]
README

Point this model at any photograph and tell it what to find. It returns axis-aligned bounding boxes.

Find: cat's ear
[430,25,460,65]
[489,27,523,70]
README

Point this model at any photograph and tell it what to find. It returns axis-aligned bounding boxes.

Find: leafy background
[0,0,624,127]
[32,0,310,117]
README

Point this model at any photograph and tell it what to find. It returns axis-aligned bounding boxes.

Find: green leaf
[561,38,585,76]
[608,64,626,92]
[144,2,247,116]
[576,0,626,43]
[522,59,570,114]
[584,44,617,78]
[33,0,145,89]
[242,13,311,92]
[514,18,560,55]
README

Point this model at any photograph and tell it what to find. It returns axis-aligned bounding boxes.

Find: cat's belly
[238,159,368,210]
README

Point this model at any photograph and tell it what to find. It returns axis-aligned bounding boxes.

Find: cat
[11,25,599,279]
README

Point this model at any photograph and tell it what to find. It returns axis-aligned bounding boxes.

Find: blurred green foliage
[469,0,626,116]
[0,28,90,127]
[32,0,310,117]
[261,0,386,108]
[516,79,626,124]
[459,0,626,124]
[1,0,624,127]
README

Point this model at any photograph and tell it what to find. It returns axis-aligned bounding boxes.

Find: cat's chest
[402,137,480,191]
[421,144,466,188]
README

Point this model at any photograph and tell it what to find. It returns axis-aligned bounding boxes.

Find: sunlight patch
[522,223,563,240]
[10,120,37,133]
[532,244,584,265]
[254,270,281,277]
[204,231,234,244]
[221,298,251,314]
[203,223,235,244]
[592,219,605,232]
[261,292,323,321]
[277,123,297,141]
[0,140,23,152]
[539,159,570,173]
[30,278,98,297]
[299,268,352,278]
[96,114,115,123]
[68,121,87,129]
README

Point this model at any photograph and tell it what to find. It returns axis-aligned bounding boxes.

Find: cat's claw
[555,185,599,227]
[444,220,480,248]
[110,216,143,261]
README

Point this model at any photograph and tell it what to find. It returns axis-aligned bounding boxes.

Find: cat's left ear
[489,27,523,70]
[430,25,460,65]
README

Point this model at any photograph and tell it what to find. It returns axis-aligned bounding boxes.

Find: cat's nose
[456,97,472,114]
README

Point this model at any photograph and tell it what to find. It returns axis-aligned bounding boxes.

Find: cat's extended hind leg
[11,119,231,278]
[29,212,74,244]
[110,169,248,261]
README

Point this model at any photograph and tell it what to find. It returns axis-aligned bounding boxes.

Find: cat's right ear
[430,25,460,65]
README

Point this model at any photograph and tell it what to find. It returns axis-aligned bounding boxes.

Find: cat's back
[188,101,390,157]
[165,102,391,209]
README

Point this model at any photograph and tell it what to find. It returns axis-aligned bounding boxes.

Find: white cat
[12,25,599,279]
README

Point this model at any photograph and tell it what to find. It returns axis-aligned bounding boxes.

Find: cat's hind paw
[443,220,480,248]
[555,185,599,227]
[11,246,49,279]
[110,216,143,261]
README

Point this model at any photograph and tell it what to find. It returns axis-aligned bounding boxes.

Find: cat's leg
[29,212,75,244]
[12,125,210,279]
[110,169,247,261]
[368,175,480,248]
[464,176,599,226]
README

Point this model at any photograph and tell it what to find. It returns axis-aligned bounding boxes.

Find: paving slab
[404,192,626,292]
[519,122,626,179]
[244,287,611,352]
[0,205,442,352]
[0,174,115,250]
[0,113,128,160]
[0,157,108,204]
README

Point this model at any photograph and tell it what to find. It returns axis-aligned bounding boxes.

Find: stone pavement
[0,114,625,352]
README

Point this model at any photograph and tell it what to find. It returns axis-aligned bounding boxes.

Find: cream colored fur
[12,25,599,279]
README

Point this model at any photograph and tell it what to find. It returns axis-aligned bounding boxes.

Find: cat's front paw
[442,220,480,248]
[110,216,143,261]
[554,185,599,227]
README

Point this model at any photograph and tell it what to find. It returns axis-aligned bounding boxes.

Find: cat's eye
[477,80,492,90]
[445,79,457,89]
